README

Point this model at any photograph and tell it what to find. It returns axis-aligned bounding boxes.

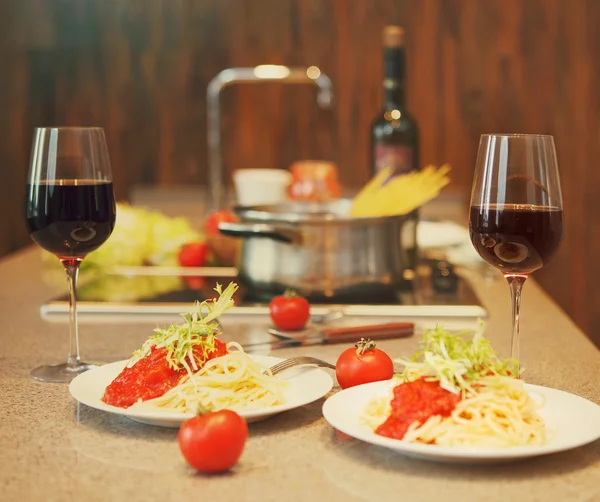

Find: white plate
[70,355,333,427]
[322,380,600,464]
[418,220,470,249]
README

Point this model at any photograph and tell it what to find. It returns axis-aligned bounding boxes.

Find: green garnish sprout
[396,322,519,395]
[127,282,239,374]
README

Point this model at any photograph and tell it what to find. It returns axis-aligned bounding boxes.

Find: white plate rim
[322,379,600,461]
[418,220,469,249]
[70,355,333,425]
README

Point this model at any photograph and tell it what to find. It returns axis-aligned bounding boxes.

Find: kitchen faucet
[207,65,334,210]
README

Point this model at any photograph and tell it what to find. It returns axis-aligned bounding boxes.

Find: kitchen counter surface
[1,246,599,502]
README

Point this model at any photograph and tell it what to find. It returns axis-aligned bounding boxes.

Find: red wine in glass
[469,204,563,275]
[26,127,116,383]
[469,134,564,374]
[26,180,116,259]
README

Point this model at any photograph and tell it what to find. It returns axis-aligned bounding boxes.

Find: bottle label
[373,145,414,175]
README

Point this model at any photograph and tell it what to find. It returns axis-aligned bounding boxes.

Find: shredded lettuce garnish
[396,322,518,395]
[127,282,239,373]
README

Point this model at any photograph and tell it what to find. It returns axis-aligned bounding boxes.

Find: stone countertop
[1,248,599,502]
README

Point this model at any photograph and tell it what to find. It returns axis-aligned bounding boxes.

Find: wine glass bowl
[27,179,115,259]
[469,134,564,371]
[469,202,563,276]
[25,127,116,382]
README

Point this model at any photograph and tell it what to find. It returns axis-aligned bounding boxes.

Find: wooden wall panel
[1,0,600,344]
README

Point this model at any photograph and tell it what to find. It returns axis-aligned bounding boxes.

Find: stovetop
[40,261,486,322]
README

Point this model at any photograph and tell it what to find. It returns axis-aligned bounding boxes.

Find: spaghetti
[130,343,287,413]
[104,283,287,414]
[364,376,547,447]
[362,325,548,448]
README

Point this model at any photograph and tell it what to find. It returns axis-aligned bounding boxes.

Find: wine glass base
[30,362,97,383]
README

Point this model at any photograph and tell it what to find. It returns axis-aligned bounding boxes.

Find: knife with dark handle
[316,322,414,342]
[242,322,414,350]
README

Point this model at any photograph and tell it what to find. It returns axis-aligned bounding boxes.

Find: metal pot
[218,199,410,300]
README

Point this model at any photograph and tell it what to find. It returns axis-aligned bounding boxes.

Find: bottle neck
[383,47,406,110]
[384,82,406,110]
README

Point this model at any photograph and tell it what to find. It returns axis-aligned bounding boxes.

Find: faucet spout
[207,65,334,210]
[310,71,333,109]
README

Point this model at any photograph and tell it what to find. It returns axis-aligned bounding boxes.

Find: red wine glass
[26,127,116,382]
[469,134,564,373]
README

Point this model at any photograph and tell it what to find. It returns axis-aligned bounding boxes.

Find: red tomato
[335,339,394,389]
[182,276,206,290]
[269,291,310,330]
[205,210,238,236]
[178,410,249,473]
[178,242,208,267]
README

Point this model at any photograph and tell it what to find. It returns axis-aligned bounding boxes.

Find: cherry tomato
[182,275,206,290]
[178,242,208,267]
[268,291,310,331]
[335,338,394,389]
[178,409,249,473]
[205,210,238,236]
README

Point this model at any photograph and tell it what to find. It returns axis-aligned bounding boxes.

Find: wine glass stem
[63,260,82,367]
[506,274,527,374]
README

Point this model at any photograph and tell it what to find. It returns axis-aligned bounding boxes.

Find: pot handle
[218,222,302,244]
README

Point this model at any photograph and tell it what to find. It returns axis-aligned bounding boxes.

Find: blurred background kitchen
[0,0,598,345]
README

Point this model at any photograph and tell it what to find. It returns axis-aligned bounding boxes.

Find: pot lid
[234,199,403,224]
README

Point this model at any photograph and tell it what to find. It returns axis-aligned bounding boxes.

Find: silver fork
[268,356,335,375]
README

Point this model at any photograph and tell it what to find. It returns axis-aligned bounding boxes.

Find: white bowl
[233,168,292,207]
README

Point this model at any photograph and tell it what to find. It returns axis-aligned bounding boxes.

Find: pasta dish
[101,283,287,413]
[130,342,286,413]
[363,325,548,448]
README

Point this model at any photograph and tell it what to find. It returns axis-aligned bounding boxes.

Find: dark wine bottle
[370,26,419,177]
[370,26,420,276]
